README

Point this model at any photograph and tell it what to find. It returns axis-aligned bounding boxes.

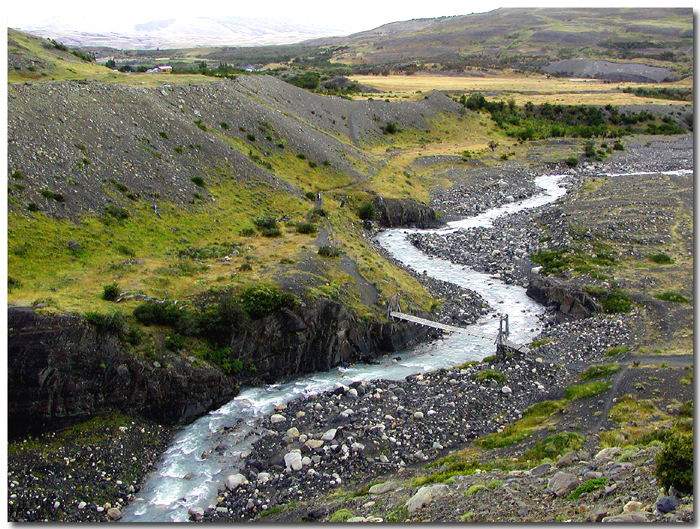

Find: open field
[349,73,693,105]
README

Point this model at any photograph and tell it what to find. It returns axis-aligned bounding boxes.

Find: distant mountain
[304,7,693,77]
[16,16,355,49]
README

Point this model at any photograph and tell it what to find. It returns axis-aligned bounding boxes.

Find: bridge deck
[389,311,493,341]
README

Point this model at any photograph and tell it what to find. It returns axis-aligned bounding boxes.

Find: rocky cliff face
[373,196,443,228]
[231,300,429,384]
[8,307,235,438]
[526,274,600,320]
[8,302,427,437]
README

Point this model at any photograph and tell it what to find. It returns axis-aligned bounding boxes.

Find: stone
[270,414,286,424]
[623,501,644,513]
[589,509,608,522]
[284,451,303,471]
[321,428,337,441]
[257,472,270,483]
[555,451,578,468]
[225,473,248,490]
[106,507,122,521]
[305,439,324,449]
[547,471,580,497]
[655,496,678,514]
[406,484,450,513]
[602,511,648,523]
[369,481,402,495]
[413,411,424,419]
[530,462,552,477]
[595,447,622,460]
[286,427,300,438]
[501,385,512,394]
[77,502,87,510]
[188,507,205,521]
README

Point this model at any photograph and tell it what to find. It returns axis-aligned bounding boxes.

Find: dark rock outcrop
[526,274,600,320]
[373,196,444,228]
[8,302,430,437]
[8,307,234,438]
[230,300,431,383]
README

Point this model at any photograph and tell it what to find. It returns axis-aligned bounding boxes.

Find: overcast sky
[6,0,695,34]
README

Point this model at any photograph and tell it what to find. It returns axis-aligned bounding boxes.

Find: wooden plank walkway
[389,311,493,341]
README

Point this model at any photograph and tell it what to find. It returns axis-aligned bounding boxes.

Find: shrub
[220,122,229,130]
[261,228,282,237]
[84,311,126,335]
[103,205,130,220]
[296,153,307,160]
[648,252,674,264]
[239,285,298,319]
[239,228,256,237]
[654,433,693,494]
[654,292,690,303]
[601,290,632,314]
[382,122,399,134]
[565,156,579,167]
[253,217,278,230]
[296,223,317,235]
[357,202,375,221]
[318,245,341,258]
[102,283,121,301]
[239,262,253,271]
[40,189,64,202]
[579,363,621,381]
[133,301,182,327]
[163,333,186,351]
[191,176,206,187]
[566,478,607,500]
[530,249,569,275]
[246,133,256,142]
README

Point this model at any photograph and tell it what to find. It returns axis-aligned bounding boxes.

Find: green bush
[601,290,632,314]
[103,205,130,220]
[40,189,64,202]
[133,301,182,327]
[654,433,693,494]
[253,217,278,230]
[579,363,621,381]
[318,245,341,258]
[261,227,282,237]
[530,249,570,275]
[648,253,674,264]
[102,283,121,301]
[654,292,690,303]
[296,222,317,235]
[565,157,579,167]
[566,478,607,500]
[239,285,298,319]
[84,310,126,335]
[357,202,375,221]
[163,333,186,351]
[190,176,206,187]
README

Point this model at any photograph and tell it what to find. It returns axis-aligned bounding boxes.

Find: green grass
[564,380,612,401]
[329,508,354,522]
[654,292,691,303]
[472,369,506,384]
[522,432,585,462]
[566,478,607,500]
[474,400,564,450]
[605,345,631,357]
[579,363,621,381]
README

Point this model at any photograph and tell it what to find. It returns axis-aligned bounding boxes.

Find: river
[120,174,568,522]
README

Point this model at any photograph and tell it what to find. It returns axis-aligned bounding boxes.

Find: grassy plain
[349,73,693,105]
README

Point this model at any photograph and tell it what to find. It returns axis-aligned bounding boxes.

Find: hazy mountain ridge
[17,15,354,49]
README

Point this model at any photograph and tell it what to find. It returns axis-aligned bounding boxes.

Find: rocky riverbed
[203,313,632,522]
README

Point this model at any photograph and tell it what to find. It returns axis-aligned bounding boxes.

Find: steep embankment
[7,75,461,218]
